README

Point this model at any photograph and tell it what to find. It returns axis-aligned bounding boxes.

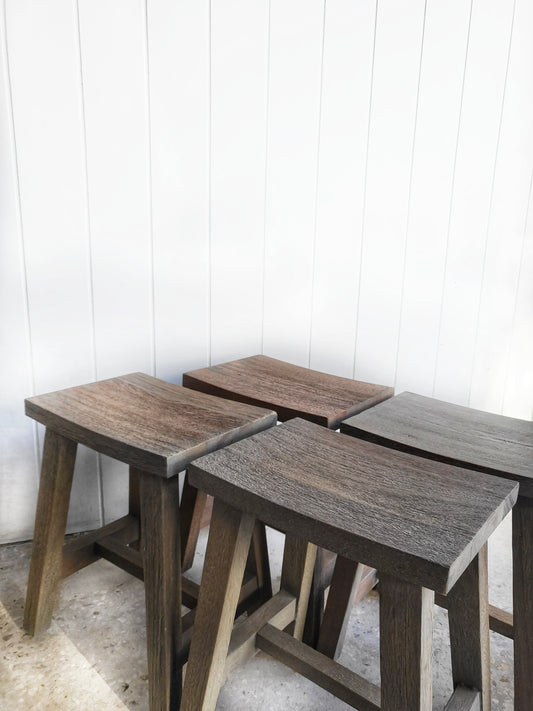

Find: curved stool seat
[341,391,533,709]
[183,354,393,646]
[182,418,517,711]
[23,372,276,711]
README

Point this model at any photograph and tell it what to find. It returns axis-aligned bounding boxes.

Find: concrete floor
[0,516,514,710]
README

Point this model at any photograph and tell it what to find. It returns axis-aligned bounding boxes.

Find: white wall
[1,0,532,543]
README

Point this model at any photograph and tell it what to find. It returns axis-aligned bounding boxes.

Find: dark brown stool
[182,354,393,647]
[181,418,518,711]
[23,372,276,711]
[340,391,533,710]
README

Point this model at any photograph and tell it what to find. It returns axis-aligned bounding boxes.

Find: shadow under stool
[182,354,393,648]
[23,372,276,711]
[340,391,533,710]
[181,418,517,711]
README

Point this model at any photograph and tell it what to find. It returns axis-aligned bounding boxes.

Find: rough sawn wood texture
[189,418,518,594]
[183,354,393,429]
[25,372,276,478]
[340,391,533,492]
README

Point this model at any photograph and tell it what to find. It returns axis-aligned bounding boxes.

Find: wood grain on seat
[188,418,517,594]
[183,355,393,429]
[25,372,276,478]
[340,391,533,490]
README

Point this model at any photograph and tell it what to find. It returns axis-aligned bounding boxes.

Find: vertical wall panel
[0,0,38,543]
[433,0,516,405]
[262,0,325,367]
[6,0,100,533]
[149,0,210,382]
[469,0,533,413]
[394,0,472,397]
[78,0,153,521]
[503,177,533,420]
[210,0,269,365]
[354,0,426,386]
[309,0,376,379]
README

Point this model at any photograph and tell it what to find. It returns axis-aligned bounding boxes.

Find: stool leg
[139,472,181,711]
[379,573,434,711]
[182,498,255,711]
[24,428,77,635]
[180,470,208,571]
[447,546,490,710]
[316,556,364,660]
[281,535,318,641]
[513,496,533,711]
[246,520,273,606]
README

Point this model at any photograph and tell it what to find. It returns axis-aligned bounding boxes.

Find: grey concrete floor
[0,516,514,710]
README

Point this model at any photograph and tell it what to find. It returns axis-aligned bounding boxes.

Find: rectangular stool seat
[189,417,517,594]
[183,354,393,428]
[25,372,276,478]
[340,391,533,493]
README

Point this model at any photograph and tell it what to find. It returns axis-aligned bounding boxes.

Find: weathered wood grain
[280,536,317,641]
[513,496,533,711]
[435,593,513,640]
[61,514,139,578]
[24,429,77,635]
[447,547,490,710]
[444,686,481,711]
[302,547,331,648]
[25,372,276,477]
[180,471,208,571]
[379,575,434,711]
[225,590,296,677]
[341,391,533,493]
[317,556,366,660]
[139,471,182,711]
[189,418,517,593]
[245,520,273,607]
[181,498,255,711]
[183,354,393,429]
[256,624,380,711]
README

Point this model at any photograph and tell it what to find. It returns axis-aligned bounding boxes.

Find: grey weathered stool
[23,372,276,711]
[181,418,517,711]
[340,391,533,710]
[183,354,393,646]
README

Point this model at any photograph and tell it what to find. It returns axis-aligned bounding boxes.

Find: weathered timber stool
[181,418,518,711]
[23,372,276,711]
[340,391,533,710]
[183,354,393,647]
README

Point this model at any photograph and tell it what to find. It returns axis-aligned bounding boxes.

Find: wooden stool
[183,354,393,646]
[340,392,533,710]
[181,418,517,711]
[23,372,276,711]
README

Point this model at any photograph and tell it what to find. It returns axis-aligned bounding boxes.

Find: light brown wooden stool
[23,372,276,711]
[181,418,517,711]
[182,354,393,647]
[341,391,533,710]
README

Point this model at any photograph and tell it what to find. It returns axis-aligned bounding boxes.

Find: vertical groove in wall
[467,0,517,410]
[143,0,156,379]
[431,0,474,397]
[352,0,379,379]
[307,0,327,368]
[260,0,272,356]
[2,0,40,483]
[74,0,104,525]
[207,0,213,366]
[502,166,533,406]
[392,0,428,390]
